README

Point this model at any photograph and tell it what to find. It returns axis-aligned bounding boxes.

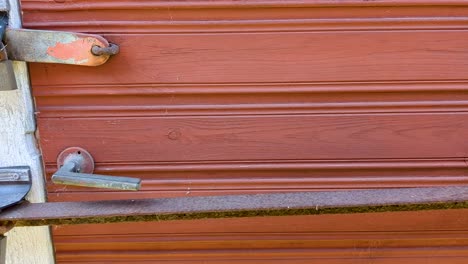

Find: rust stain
[46,38,93,64]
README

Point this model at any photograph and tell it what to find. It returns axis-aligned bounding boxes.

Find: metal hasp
[1,4,118,91]
[0,12,17,91]
[0,167,31,211]
[2,186,468,227]
[4,29,118,66]
[52,147,141,191]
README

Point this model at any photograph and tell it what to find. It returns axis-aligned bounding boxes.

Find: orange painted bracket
[4,28,118,66]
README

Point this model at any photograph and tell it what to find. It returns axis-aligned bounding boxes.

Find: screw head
[11,173,20,180]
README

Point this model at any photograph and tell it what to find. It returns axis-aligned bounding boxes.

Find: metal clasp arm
[52,154,141,191]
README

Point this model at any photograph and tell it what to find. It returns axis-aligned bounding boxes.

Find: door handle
[52,147,141,191]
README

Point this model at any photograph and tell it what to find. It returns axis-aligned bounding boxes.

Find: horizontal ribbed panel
[22,1,468,263]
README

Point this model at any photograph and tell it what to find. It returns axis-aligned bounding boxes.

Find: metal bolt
[91,43,119,56]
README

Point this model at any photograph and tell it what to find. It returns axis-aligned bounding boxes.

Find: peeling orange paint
[46,38,93,64]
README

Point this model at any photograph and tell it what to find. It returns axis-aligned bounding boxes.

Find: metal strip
[4,29,114,66]
[2,186,468,227]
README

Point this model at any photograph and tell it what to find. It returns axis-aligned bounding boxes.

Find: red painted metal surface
[22,0,468,263]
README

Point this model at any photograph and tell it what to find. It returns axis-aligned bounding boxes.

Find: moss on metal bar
[3,201,468,227]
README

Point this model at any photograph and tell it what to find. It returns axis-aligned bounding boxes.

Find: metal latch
[0,10,119,91]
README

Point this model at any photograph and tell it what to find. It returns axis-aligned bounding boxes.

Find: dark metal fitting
[91,43,119,56]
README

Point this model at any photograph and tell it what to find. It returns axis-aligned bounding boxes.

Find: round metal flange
[57,147,95,174]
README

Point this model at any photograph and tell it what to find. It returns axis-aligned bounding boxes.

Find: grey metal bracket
[0,166,31,262]
[0,167,31,212]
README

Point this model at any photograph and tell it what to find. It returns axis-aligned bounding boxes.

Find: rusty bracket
[4,28,118,66]
[2,186,468,228]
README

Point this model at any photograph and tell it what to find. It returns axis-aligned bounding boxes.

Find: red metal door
[23,1,468,263]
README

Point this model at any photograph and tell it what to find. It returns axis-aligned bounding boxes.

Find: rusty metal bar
[1,186,468,227]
